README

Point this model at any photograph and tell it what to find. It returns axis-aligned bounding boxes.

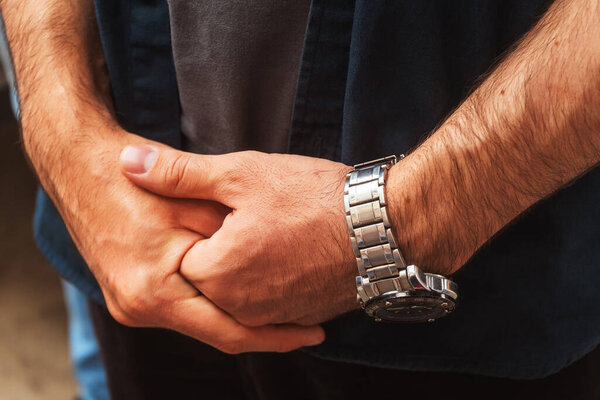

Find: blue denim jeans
[62,281,109,400]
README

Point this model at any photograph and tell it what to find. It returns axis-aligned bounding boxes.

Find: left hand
[120,146,359,326]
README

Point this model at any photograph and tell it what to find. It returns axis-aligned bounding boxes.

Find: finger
[171,198,230,237]
[166,295,325,354]
[177,214,239,286]
[119,144,235,204]
[177,210,265,302]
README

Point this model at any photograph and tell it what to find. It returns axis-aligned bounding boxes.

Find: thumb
[120,144,230,203]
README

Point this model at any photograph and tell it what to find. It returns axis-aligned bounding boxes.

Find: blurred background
[0,65,78,398]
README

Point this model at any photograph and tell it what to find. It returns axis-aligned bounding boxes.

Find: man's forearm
[388,0,600,274]
[1,0,117,200]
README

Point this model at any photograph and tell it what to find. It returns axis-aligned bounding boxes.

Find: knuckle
[117,270,155,319]
[120,293,148,319]
[164,153,192,193]
[105,300,137,327]
[112,309,137,327]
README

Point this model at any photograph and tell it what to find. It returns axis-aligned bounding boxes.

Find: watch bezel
[363,290,456,323]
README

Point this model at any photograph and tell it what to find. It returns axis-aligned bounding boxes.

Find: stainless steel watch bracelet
[345,155,459,322]
[344,155,412,302]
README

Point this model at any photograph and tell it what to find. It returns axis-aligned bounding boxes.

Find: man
[3,0,600,398]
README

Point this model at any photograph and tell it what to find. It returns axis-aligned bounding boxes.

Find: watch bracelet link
[344,155,412,303]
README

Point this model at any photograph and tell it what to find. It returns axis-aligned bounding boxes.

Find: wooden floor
[0,91,77,399]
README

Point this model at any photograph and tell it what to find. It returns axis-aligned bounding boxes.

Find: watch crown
[357,293,364,306]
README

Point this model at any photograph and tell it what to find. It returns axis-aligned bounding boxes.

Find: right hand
[25,121,325,354]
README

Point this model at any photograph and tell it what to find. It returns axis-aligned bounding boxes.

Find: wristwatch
[344,155,458,323]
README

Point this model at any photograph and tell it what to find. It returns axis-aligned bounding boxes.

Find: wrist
[385,151,472,275]
[21,100,130,204]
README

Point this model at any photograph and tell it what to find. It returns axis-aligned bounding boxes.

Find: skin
[121,0,600,327]
[121,147,356,326]
[3,0,599,350]
[1,0,324,353]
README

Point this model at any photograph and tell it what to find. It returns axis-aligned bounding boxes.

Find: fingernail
[120,145,157,174]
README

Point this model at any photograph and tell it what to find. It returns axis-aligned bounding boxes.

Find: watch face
[364,291,455,323]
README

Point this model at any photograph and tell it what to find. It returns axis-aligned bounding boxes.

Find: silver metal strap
[345,155,407,288]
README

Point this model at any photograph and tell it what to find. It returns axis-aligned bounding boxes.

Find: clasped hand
[117,144,359,352]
